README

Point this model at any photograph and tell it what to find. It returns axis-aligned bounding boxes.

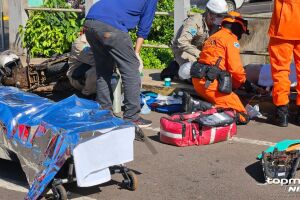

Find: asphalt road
[1,98,300,200]
[239,1,274,14]
[193,0,273,14]
[0,1,288,200]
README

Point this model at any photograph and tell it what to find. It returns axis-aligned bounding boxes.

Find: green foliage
[132,0,174,69]
[190,7,205,14]
[141,41,173,69]
[18,0,84,57]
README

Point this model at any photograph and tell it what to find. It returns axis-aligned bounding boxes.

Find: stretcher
[0,86,137,200]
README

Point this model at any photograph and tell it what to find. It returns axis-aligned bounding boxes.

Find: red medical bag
[159,108,237,147]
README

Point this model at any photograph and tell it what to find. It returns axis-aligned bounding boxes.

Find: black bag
[218,71,232,94]
[190,62,207,79]
[205,66,220,81]
[193,110,235,127]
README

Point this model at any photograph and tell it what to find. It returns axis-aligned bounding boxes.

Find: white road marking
[71,196,96,200]
[230,137,275,146]
[0,178,28,193]
[144,126,160,132]
[145,126,276,147]
[0,178,96,200]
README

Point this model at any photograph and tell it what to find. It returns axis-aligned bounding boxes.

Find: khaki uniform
[171,13,209,66]
[67,34,96,95]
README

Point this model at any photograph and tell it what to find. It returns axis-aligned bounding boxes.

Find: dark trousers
[84,19,141,120]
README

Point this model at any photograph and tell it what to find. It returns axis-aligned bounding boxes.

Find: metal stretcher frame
[0,86,137,200]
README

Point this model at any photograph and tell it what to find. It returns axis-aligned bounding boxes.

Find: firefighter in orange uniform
[268,0,300,127]
[191,11,262,124]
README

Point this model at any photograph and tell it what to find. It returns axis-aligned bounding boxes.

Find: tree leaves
[130,0,174,69]
[18,0,83,57]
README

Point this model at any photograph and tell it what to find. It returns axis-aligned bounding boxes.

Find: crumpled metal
[0,86,132,199]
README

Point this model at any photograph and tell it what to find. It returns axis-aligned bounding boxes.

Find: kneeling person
[191,12,264,124]
[67,34,96,96]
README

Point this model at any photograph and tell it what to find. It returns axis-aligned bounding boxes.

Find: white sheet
[73,126,135,187]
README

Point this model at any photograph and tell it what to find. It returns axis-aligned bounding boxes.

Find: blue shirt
[86,0,158,39]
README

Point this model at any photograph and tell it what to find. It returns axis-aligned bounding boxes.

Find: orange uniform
[268,0,300,106]
[192,27,247,113]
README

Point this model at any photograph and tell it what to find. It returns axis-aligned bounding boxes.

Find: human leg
[293,40,300,125]
[105,32,141,120]
[268,37,294,127]
[84,20,115,110]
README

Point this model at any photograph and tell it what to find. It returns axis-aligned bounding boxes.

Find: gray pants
[84,19,141,120]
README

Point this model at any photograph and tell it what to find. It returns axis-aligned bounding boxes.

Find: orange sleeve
[225,39,246,89]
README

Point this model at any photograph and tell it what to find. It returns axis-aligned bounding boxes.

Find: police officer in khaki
[171,0,228,66]
[67,34,97,96]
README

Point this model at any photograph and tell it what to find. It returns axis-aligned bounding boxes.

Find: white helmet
[0,50,20,68]
[206,0,228,14]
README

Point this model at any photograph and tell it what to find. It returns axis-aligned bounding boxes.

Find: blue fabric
[0,86,132,199]
[86,0,158,39]
[257,139,300,159]
[140,91,182,114]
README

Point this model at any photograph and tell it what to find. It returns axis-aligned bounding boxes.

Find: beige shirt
[67,34,96,95]
[171,13,209,66]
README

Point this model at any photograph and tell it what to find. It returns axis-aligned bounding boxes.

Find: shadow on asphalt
[149,73,161,81]
[245,161,265,184]
[148,133,161,143]
[0,158,29,187]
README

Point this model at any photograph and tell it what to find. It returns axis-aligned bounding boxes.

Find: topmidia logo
[266,178,300,192]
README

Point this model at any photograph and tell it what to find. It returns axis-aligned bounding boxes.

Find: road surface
[0,98,300,200]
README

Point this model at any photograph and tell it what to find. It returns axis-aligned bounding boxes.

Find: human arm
[136,0,158,39]
[135,37,144,72]
[225,40,246,89]
[176,15,204,58]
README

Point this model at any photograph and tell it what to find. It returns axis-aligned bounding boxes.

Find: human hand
[249,82,269,95]
[135,52,144,73]
[244,80,268,95]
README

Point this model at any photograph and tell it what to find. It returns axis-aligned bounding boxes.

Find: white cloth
[258,63,297,87]
[73,126,135,187]
[178,61,193,80]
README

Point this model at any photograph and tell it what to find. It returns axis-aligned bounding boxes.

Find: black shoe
[182,91,212,112]
[131,117,152,128]
[160,61,180,81]
[275,105,288,127]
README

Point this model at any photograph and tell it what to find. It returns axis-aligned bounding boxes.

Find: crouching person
[191,12,265,125]
[67,34,96,96]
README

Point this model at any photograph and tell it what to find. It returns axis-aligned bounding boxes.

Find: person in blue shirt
[84,0,158,127]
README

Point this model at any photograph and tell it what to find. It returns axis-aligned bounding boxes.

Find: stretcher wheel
[126,171,138,191]
[52,184,67,200]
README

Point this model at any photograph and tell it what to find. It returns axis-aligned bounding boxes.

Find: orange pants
[192,78,246,113]
[269,37,300,106]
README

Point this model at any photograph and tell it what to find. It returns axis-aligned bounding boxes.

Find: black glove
[244,80,254,93]
[243,80,267,95]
